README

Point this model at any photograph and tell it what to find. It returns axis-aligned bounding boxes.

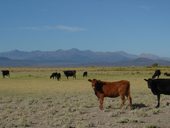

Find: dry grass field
[0,67,170,128]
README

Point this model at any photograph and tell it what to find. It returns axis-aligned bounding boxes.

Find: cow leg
[156,94,160,108]
[99,96,104,110]
[120,95,126,109]
[127,95,132,109]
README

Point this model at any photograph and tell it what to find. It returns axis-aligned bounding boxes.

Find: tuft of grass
[145,125,160,128]
[152,109,160,115]
[117,118,129,123]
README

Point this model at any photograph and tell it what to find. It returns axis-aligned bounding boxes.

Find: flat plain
[0,67,170,128]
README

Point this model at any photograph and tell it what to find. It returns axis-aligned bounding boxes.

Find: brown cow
[88,79,132,110]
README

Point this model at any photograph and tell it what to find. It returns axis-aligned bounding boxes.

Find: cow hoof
[99,107,103,110]
[155,106,159,108]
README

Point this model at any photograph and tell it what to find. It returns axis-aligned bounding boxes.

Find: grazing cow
[88,79,132,110]
[63,70,76,79]
[152,69,161,79]
[164,72,170,76]
[1,70,10,78]
[50,72,61,81]
[144,78,170,108]
[83,71,88,77]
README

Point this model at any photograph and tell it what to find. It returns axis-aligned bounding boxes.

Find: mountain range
[0,48,170,67]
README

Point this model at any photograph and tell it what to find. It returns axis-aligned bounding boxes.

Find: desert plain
[0,67,170,128]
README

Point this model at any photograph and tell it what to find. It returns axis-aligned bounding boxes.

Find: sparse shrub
[28,74,33,77]
[152,109,160,115]
[131,119,139,123]
[135,109,149,117]
[145,125,160,128]
[118,118,129,123]
[88,122,95,127]
[166,102,170,106]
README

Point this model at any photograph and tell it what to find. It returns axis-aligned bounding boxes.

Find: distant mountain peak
[0,49,170,67]
[139,53,160,60]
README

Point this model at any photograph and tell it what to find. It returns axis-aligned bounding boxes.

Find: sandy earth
[0,93,169,128]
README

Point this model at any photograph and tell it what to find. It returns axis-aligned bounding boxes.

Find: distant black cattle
[1,70,10,78]
[83,71,88,77]
[152,69,161,79]
[144,78,170,108]
[63,70,76,79]
[164,72,170,76]
[50,72,61,81]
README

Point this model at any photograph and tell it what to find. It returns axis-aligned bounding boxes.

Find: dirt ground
[0,67,170,128]
[0,93,169,128]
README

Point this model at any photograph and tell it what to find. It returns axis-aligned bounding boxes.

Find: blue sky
[0,0,170,57]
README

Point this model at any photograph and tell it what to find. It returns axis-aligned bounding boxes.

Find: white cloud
[54,25,87,32]
[19,25,87,32]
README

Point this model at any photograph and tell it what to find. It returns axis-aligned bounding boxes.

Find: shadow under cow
[132,103,148,110]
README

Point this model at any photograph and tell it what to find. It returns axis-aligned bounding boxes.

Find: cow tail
[127,82,132,106]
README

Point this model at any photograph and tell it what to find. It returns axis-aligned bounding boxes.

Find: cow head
[88,79,98,89]
[144,79,153,88]
[88,79,104,92]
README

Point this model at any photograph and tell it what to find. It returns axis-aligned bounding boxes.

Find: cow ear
[144,79,148,82]
[88,79,92,82]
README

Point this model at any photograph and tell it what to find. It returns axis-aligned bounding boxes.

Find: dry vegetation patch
[0,67,170,128]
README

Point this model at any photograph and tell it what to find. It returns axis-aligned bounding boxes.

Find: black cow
[83,71,88,77]
[63,70,76,79]
[152,69,161,79]
[1,70,10,78]
[50,72,61,81]
[144,78,170,108]
[164,72,170,76]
